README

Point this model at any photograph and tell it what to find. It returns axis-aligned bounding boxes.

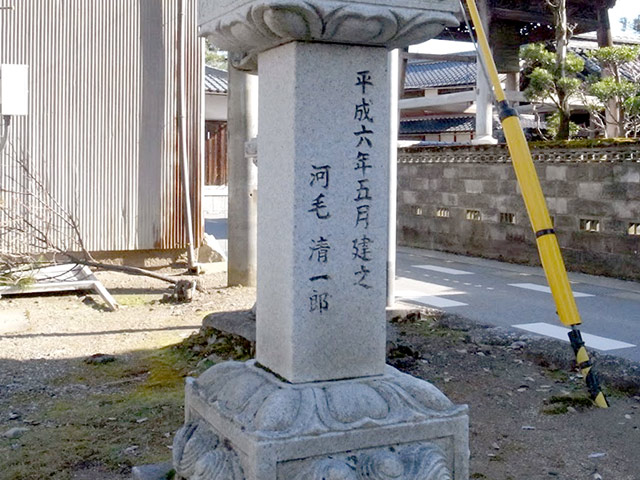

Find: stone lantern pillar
[173,1,469,478]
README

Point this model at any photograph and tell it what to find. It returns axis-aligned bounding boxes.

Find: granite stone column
[472,0,497,145]
[174,1,469,478]
[473,60,497,145]
[227,66,258,287]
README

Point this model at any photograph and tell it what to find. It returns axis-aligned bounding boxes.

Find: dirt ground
[0,264,639,480]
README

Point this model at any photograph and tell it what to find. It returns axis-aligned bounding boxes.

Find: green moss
[413,321,467,342]
[173,327,254,362]
[548,395,593,408]
[402,137,640,153]
[0,345,195,478]
[529,137,639,149]
[0,328,256,479]
[543,368,569,383]
[542,404,569,415]
[542,394,594,414]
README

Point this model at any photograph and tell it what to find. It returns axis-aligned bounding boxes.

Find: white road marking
[412,265,474,275]
[411,296,467,308]
[396,290,468,308]
[395,278,468,308]
[396,279,466,296]
[513,322,636,351]
[509,283,594,298]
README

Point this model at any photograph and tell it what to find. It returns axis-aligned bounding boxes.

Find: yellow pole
[464,0,608,408]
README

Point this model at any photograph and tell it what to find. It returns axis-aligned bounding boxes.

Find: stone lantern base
[173,361,469,479]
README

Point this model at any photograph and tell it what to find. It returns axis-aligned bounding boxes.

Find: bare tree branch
[1,138,198,296]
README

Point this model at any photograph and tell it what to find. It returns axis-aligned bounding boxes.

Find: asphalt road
[206,215,640,363]
[395,246,640,363]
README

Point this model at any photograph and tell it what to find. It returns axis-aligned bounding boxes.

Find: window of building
[436,207,450,218]
[500,212,516,224]
[579,219,600,232]
[466,209,481,221]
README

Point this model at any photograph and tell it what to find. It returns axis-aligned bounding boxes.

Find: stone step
[131,462,173,480]
[201,304,422,345]
[202,309,256,343]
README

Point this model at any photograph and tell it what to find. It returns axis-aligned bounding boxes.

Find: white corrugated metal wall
[0,0,203,253]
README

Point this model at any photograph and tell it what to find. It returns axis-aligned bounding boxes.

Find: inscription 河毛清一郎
[305,69,379,312]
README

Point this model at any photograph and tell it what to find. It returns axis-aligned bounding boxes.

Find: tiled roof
[573,32,640,46]
[205,66,228,94]
[401,116,475,134]
[572,47,640,83]
[405,59,476,89]
[405,36,640,90]
[400,115,544,135]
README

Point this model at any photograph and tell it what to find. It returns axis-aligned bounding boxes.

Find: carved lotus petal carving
[324,383,389,424]
[173,422,220,478]
[389,370,454,411]
[402,444,452,480]
[293,458,359,480]
[200,0,461,59]
[254,387,302,431]
[324,7,398,44]
[259,2,324,40]
[189,361,466,440]
[358,450,404,479]
[193,449,245,480]
[217,371,268,411]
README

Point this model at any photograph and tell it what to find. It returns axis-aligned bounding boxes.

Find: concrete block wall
[397,148,640,281]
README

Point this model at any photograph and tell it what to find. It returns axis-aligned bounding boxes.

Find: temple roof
[409,34,640,90]
[438,0,619,71]
[400,114,543,134]
[405,58,477,89]
[441,0,617,43]
[205,66,228,94]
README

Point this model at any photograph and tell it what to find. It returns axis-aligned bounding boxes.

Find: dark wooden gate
[205,121,227,186]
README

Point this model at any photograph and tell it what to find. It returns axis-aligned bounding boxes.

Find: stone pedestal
[174,361,468,479]
[176,1,469,478]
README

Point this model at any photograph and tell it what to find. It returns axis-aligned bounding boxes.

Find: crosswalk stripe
[509,283,594,298]
[396,290,468,308]
[513,322,635,351]
[412,265,474,275]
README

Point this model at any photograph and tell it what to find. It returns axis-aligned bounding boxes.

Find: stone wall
[397,144,640,281]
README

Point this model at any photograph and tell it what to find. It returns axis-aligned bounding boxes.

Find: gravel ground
[0,265,254,409]
[1,264,639,480]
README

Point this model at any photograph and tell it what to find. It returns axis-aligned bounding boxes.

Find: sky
[411,0,640,54]
[610,0,640,35]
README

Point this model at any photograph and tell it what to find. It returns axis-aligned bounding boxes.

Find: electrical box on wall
[0,64,29,116]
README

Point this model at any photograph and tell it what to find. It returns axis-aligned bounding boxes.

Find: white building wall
[205,93,228,121]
